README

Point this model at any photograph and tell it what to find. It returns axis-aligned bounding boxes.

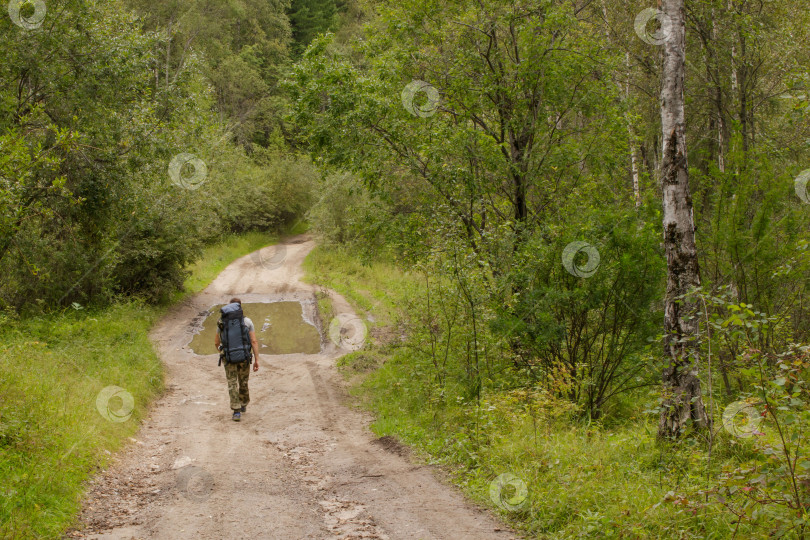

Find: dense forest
[3,0,810,537]
[0,0,330,308]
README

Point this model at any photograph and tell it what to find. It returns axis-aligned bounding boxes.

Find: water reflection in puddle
[189,302,321,356]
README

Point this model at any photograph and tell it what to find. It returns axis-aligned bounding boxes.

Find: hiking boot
[232,411,241,422]
[239,405,246,413]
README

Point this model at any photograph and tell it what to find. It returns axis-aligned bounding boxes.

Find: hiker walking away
[215,297,260,422]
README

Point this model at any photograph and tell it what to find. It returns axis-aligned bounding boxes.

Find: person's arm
[214,332,221,350]
[250,331,260,371]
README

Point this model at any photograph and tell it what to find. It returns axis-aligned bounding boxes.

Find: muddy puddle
[189,302,321,356]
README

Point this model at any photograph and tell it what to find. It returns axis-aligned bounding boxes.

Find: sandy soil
[70,236,517,540]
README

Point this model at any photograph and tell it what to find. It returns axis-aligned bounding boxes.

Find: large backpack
[217,303,252,366]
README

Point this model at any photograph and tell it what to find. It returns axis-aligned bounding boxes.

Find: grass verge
[302,244,408,327]
[0,230,282,538]
[0,303,162,539]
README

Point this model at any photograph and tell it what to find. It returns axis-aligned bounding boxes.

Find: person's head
[230,297,241,305]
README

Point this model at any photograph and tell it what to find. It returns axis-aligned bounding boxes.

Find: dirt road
[75,237,516,539]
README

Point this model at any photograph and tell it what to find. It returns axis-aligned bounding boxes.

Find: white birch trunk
[658,0,711,438]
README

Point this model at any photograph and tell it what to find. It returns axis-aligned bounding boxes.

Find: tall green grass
[0,303,162,539]
[0,231,284,538]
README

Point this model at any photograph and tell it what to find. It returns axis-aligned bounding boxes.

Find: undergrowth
[303,245,779,539]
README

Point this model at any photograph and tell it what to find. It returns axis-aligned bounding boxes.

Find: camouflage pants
[223,361,250,411]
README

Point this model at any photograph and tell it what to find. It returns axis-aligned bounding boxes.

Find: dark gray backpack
[217,303,252,365]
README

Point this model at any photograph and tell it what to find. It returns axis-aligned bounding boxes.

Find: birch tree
[658,0,711,438]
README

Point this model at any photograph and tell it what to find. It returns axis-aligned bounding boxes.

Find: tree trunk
[627,54,641,207]
[711,8,726,173]
[657,0,711,439]
[631,148,640,207]
[166,17,173,90]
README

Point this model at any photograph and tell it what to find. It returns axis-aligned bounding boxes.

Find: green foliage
[689,290,810,537]
[288,0,339,57]
[0,0,315,312]
[296,0,810,536]
[302,244,407,327]
[1,0,202,308]
[306,171,401,256]
[124,0,293,150]
[210,150,316,233]
[291,0,653,415]
[713,348,810,537]
[498,209,665,418]
[291,0,810,411]
[694,152,810,349]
